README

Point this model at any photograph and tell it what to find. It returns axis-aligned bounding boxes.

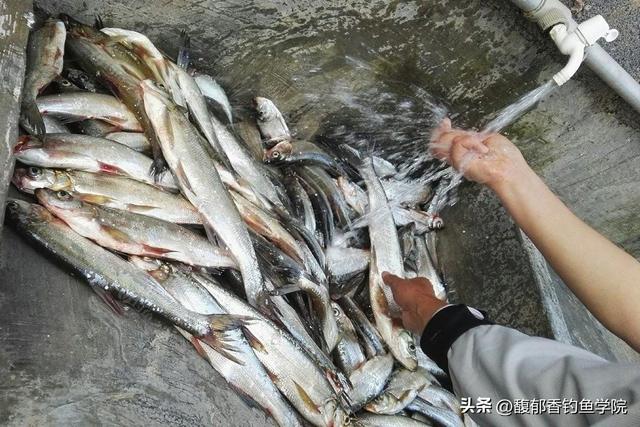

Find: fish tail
[20,100,46,136]
[199,330,246,365]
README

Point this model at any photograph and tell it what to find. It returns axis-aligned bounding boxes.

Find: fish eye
[27,167,42,178]
[332,307,340,317]
[408,342,416,352]
[79,74,89,82]
[61,79,72,87]
[56,190,72,200]
[157,83,166,90]
[271,151,281,159]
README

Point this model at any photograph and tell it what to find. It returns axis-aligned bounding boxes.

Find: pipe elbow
[553,47,584,86]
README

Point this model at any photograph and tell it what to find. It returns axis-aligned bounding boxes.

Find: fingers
[381,272,435,301]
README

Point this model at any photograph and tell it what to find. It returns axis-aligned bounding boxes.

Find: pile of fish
[8,15,469,427]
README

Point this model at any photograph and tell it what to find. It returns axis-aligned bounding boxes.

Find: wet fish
[417,385,461,415]
[65,19,168,175]
[332,302,366,375]
[36,93,142,131]
[254,96,291,142]
[355,413,432,427]
[406,399,463,427]
[63,67,103,93]
[194,73,233,124]
[348,353,395,412]
[211,114,285,208]
[104,131,151,153]
[360,159,404,313]
[284,174,317,234]
[372,156,398,179]
[365,368,429,414]
[142,80,264,306]
[13,134,178,191]
[131,258,303,427]
[36,189,235,269]
[13,168,200,224]
[381,178,432,208]
[74,118,122,137]
[326,246,369,289]
[338,296,386,359]
[297,167,352,229]
[336,176,368,216]
[21,19,66,136]
[265,140,344,177]
[5,199,247,352]
[369,253,418,370]
[414,236,446,300]
[192,275,348,427]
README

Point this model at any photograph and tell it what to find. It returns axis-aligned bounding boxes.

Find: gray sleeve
[448,325,640,426]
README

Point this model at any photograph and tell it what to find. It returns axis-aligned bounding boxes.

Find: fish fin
[149,142,170,183]
[101,224,135,245]
[140,244,174,257]
[230,384,263,411]
[189,335,209,360]
[208,314,255,332]
[174,161,194,195]
[293,381,321,415]
[97,161,125,175]
[125,203,158,212]
[79,194,115,205]
[20,100,45,136]
[177,30,190,70]
[94,15,105,30]
[199,331,246,365]
[90,285,125,315]
[265,366,279,384]
[241,326,267,354]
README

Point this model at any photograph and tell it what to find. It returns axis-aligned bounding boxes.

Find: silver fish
[13,133,177,191]
[235,120,266,162]
[348,354,394,412]
[338,296,386,359]
[192,275,348,427]
[406,399,463,427]
[36,93,142,131]
[417,385,461,415]
[332,302,366,375]
[104,132,151,153]
[365,368,429,414]
[360,159,404,313]
[13,168,200,224]
[254,96,291,142]
[326,246,370,286]
[36,189,235,269]
[21,19,66,135]
[336,176,368,216]
[414,236,446,301]
[43,116,70,134]
[194,73,233,124]
[5,199,247,351]
[142,80,264,307]
[211,114,285,208]
[355,413,432,427]
[131,258,303,427]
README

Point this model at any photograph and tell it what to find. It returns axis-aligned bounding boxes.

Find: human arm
[382,273,640,427]
[430,119,640,352]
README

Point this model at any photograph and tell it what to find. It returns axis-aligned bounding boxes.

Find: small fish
[192,274,348,427]
[254,96,291,143]
[332,302,366,375]
[21,19,66,135]
[326,246,370,295]
[369,251,418,370]
[142,79,264,307]
[235,120,266,162]
[355,413,432,427]
[406,399,463,427]
[36,189,235,269]
[131,258,303,427]
[338,296,386,359]
[36,93,142,131]
[5,199,248,353]
[265,140,345,177]
[13,168,200,224]
[348,353,395,412]
[365,368,429,414]
[13,134,178,191]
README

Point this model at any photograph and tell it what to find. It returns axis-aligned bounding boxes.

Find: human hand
[429,118,530,190]
[382,272,448,335]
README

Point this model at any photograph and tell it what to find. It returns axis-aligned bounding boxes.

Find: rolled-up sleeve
[420,306,640,426]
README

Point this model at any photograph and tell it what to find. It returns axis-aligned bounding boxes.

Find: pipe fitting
[549,15,618,86]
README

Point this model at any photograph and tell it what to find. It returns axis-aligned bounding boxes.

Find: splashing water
[433,79,558,212]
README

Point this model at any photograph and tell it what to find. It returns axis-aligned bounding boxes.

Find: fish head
[263,140,292,163]
[12,167,66,194]
[393,329,418,371]
[35,188,84,217]
[5,199,55,226]
[61,14,101,40]
[253,96,277,122]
